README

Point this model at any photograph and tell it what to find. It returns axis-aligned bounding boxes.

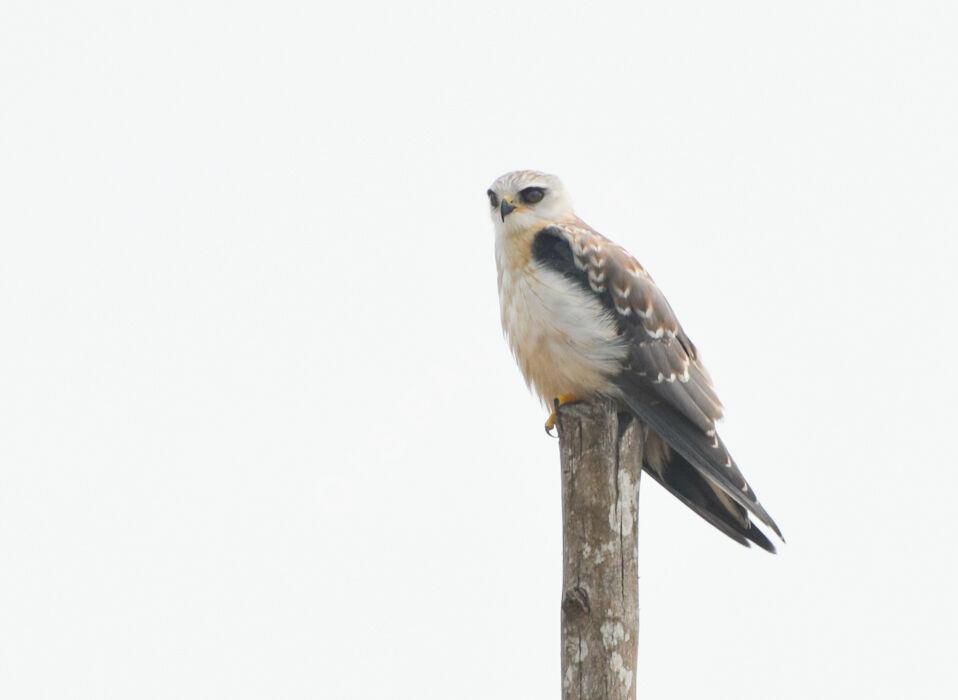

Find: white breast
[497,259,628,404]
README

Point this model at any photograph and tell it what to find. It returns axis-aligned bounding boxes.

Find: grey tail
[643,451,777,553]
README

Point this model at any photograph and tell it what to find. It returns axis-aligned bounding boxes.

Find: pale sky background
[2,2,957,698]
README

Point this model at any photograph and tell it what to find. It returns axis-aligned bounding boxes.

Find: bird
[488,170,782,552]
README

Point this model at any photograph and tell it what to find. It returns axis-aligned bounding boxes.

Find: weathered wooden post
[555,399,643,700]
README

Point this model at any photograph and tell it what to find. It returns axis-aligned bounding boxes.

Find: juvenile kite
[488,170,782,552]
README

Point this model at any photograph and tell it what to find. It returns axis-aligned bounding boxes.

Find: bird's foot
[544,394,578,436]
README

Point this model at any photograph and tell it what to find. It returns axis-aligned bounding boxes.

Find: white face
[486,170,574,235]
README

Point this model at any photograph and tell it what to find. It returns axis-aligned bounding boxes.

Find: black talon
[545,397,562,437]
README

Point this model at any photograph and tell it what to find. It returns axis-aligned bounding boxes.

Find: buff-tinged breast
[496,233,627,404]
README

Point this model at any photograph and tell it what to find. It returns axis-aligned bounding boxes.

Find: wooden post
[556,399,643,700]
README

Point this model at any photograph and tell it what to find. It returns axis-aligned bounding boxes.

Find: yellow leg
[544,394,578,435]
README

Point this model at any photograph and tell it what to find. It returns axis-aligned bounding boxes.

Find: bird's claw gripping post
[544,394,577,437]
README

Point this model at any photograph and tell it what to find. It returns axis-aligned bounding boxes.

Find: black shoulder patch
[530,226,630,332]
[530,227,590,292]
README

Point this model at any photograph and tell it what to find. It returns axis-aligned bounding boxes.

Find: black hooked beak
[500,198,517,221]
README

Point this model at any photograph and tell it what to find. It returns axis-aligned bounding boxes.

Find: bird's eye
[487,190,499,208]
[520,187,546,204]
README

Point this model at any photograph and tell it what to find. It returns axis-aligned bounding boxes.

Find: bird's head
[487,170,574,236]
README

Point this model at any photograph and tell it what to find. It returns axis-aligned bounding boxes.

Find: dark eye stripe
[487,189,499,208]
[520,187,546,204]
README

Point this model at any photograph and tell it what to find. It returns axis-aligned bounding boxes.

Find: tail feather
[619,384,783,541]
[643,447,777,553]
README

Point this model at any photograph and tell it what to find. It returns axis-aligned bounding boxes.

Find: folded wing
[531,223,782,545]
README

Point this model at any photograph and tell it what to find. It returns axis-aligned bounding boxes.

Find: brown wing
[555,221,721,426]
[532,222,782,540]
